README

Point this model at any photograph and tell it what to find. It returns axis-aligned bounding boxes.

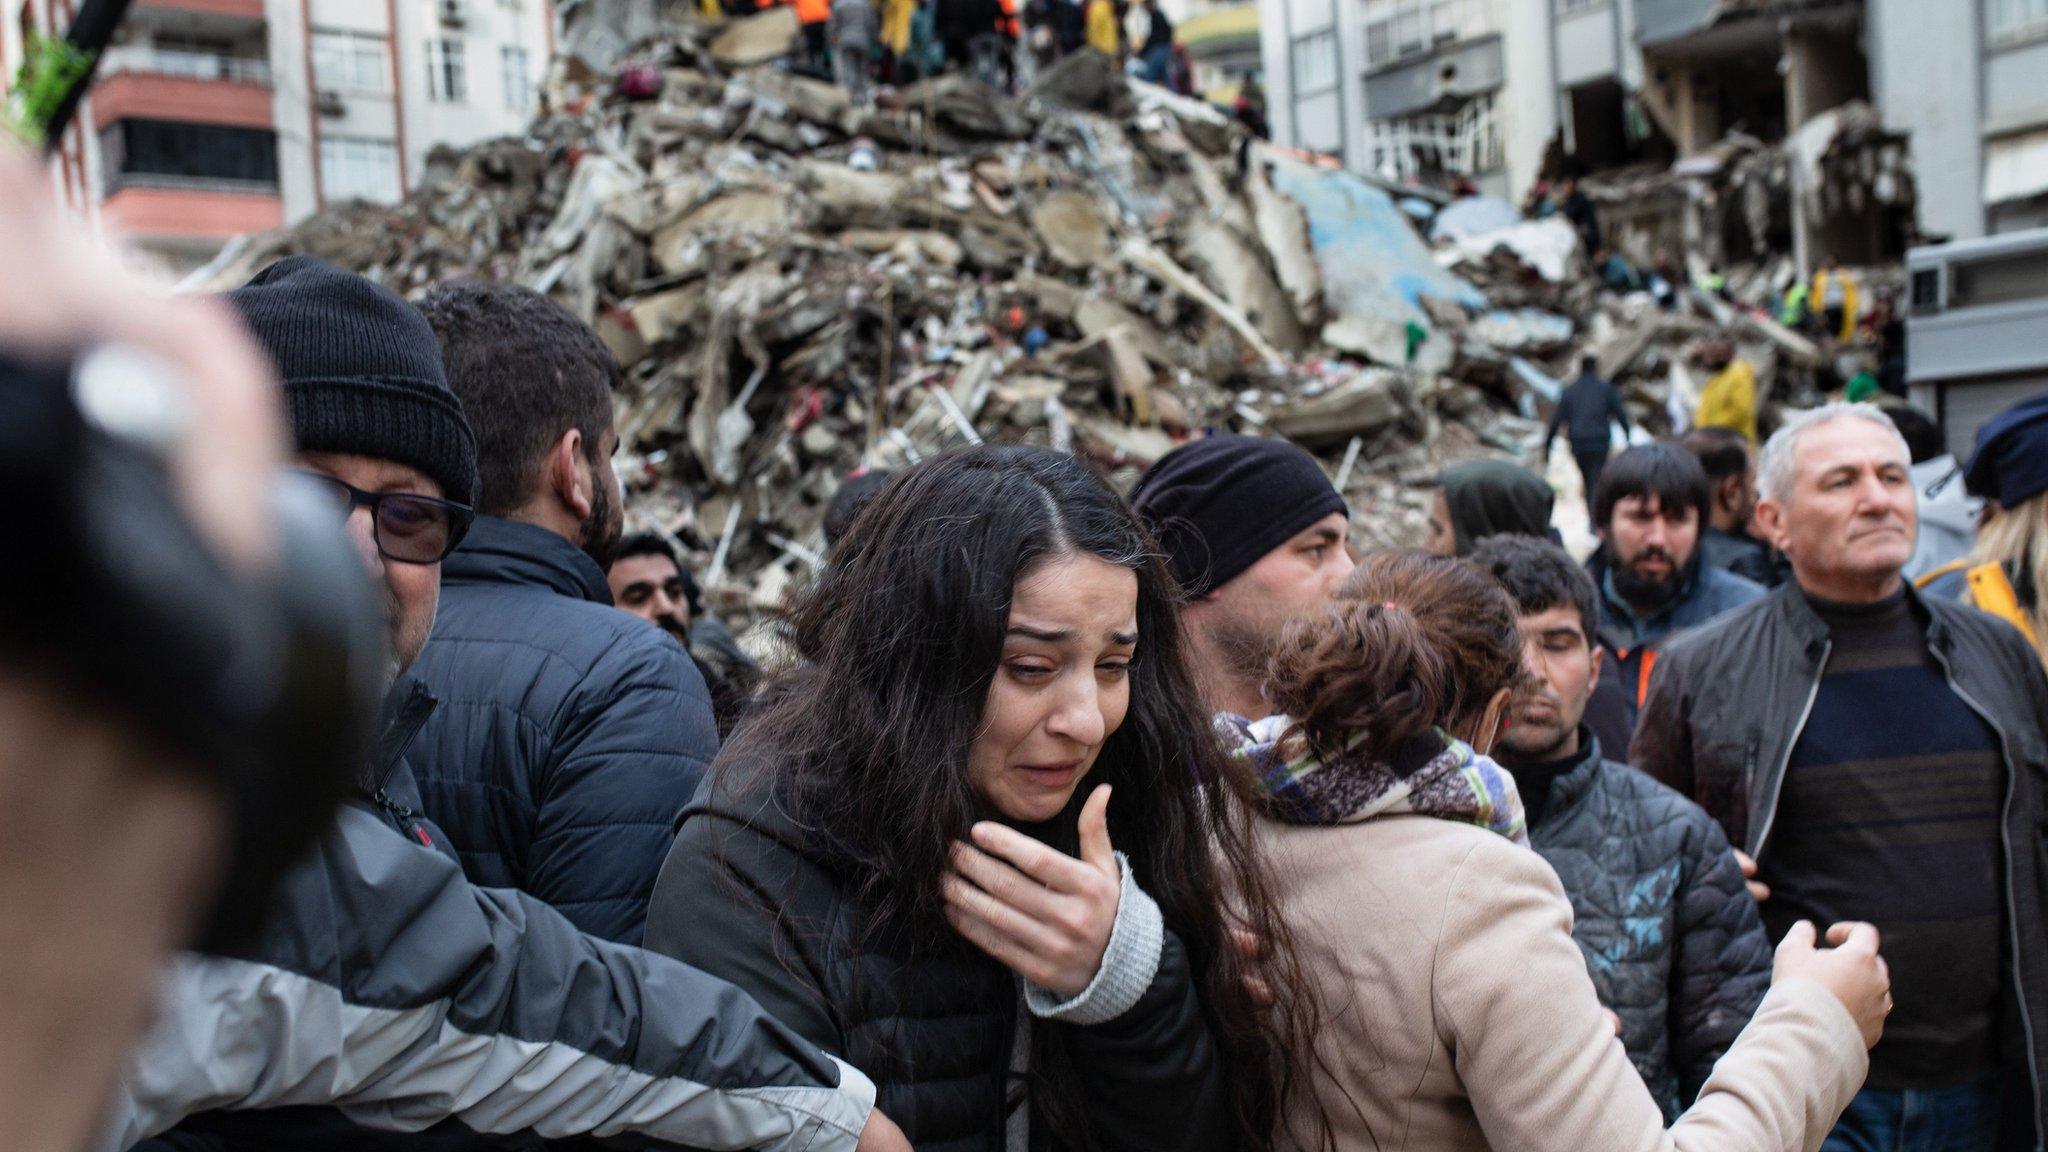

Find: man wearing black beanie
[1131,434,1352,719]
[117,257,905,1152]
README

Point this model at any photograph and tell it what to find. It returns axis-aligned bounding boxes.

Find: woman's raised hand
[943,784,1121,998]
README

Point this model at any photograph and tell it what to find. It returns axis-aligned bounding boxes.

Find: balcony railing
[101,46,272,86]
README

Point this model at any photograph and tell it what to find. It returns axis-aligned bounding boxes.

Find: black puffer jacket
[645,770,1235,1152]
[1514,731,1771,1119]
[407,516,716,945]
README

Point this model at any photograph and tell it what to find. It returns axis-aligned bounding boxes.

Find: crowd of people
[9,137,2048,1152]
[741,0,1274,132]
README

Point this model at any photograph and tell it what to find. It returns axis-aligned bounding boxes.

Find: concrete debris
[201,8,1823,637]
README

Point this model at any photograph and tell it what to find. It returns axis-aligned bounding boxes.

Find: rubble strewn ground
[191,5,1901,647]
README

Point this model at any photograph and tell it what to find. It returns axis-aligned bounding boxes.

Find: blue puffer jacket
[407,516,716,945]
[1516,731,1772,1120]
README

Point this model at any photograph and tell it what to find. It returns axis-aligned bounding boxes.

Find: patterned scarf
[1222,714,1528,844]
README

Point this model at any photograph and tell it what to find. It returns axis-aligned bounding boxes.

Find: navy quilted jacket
[406,515,716,945]
[1522,732,1771,1120]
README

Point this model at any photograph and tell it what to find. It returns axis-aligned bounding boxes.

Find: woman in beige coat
[1237,550,1892,1152]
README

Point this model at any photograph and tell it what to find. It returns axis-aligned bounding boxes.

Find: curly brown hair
[1267,549,1524,762]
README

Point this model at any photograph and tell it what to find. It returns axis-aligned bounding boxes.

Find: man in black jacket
[1634,402,2048,1152]
[1543,355,1631,514]
[122,256,902,1152]
[607,532,763,737]
[1471,536,1770,1121]
[408,281,715,946]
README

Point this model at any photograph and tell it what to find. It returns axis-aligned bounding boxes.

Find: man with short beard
[408,280,716,946]
[1587,443,1765,728]
[1471,535,1769,1121]
[1130,435,1353,720]
[1682,426,1780,588]
[608,532,763,736]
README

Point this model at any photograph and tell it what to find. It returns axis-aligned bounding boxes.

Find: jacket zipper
[1926,643,2043,1138]
[371,787,433,847]
[1751,638,1830,860]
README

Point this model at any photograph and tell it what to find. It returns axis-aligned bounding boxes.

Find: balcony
[100,184,281,240]
[101,46,272,86]
[90,50,274,132]
[135,0,267,22]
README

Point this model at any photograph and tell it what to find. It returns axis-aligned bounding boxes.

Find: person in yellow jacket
[1084,0,1118,55]
[880,0,914,65]
[1918,393,2048,666]
[1812,256,1860,344]
[1695,342,1758,445]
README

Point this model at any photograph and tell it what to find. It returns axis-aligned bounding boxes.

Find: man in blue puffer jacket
[1472,535,1772,1121]
[407,280,715,946]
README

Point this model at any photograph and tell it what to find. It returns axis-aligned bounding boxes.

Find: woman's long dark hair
[720,444,1312,1151]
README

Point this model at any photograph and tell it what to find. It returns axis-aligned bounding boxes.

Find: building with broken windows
[1260,0,2048,275]
[0,0,553,272]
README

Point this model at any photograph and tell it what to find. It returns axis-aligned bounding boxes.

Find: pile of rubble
[192,6,1795,629]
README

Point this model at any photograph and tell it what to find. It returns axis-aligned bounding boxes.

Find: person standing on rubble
[829,0,880,105]
[645,445,1313,1152]
[795,0,835,77]
[1559,176,1601,255]
[1543,354,1632,515]
[405,280,715,948]
[1633,403,2048,1152]
[1812,257,1860,346]
[1128,0,1173,84]
[1084,0,1119,56]
[1129,434,1355,722]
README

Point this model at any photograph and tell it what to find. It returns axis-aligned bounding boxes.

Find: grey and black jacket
[1631,581,2048,1142]
[1519,731,1771,1120]
[105,680,875,1152]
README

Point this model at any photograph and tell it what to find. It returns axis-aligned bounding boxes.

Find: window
[500,45,532,111]
[312,29,388,94]
[1362,0,1483,68]
[1988,0,2048,44]
[1366,90,1501,182]
[1291,29,1338,94]
[100,119,279,190]
[425,37,466,102]
[318,136,401,204]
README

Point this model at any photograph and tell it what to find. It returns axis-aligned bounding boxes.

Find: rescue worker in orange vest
[793,0,833,75]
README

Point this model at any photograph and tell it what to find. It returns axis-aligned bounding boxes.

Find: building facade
[2,0,551,271]
[1260,0,2048,245]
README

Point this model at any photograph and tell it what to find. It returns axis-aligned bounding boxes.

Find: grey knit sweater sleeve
[1021,852,1164,1026]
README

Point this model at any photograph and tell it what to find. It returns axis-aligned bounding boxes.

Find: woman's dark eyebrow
[1005,625,1141,646]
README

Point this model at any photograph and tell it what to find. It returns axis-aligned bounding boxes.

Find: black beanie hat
[1131,434,1347,597]
[227,255,478,507]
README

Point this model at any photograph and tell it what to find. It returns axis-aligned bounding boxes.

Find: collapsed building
[193,4,1829,641]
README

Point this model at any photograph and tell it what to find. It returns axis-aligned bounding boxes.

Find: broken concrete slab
[1245,149,1324,332]
[1267,370,1408,447]
[710,4,800,69]
[1029,189,1114,270]
[1180,220,1310,354]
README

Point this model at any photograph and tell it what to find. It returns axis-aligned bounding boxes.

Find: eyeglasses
[294,470,474,565]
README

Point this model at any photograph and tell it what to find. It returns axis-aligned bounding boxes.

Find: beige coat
[1259,812,1868,1152]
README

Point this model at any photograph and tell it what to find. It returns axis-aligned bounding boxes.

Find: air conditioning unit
[438,0,466,26]
[316,89,347,116]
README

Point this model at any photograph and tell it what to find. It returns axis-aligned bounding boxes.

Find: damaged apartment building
[1259,0,2048,276]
